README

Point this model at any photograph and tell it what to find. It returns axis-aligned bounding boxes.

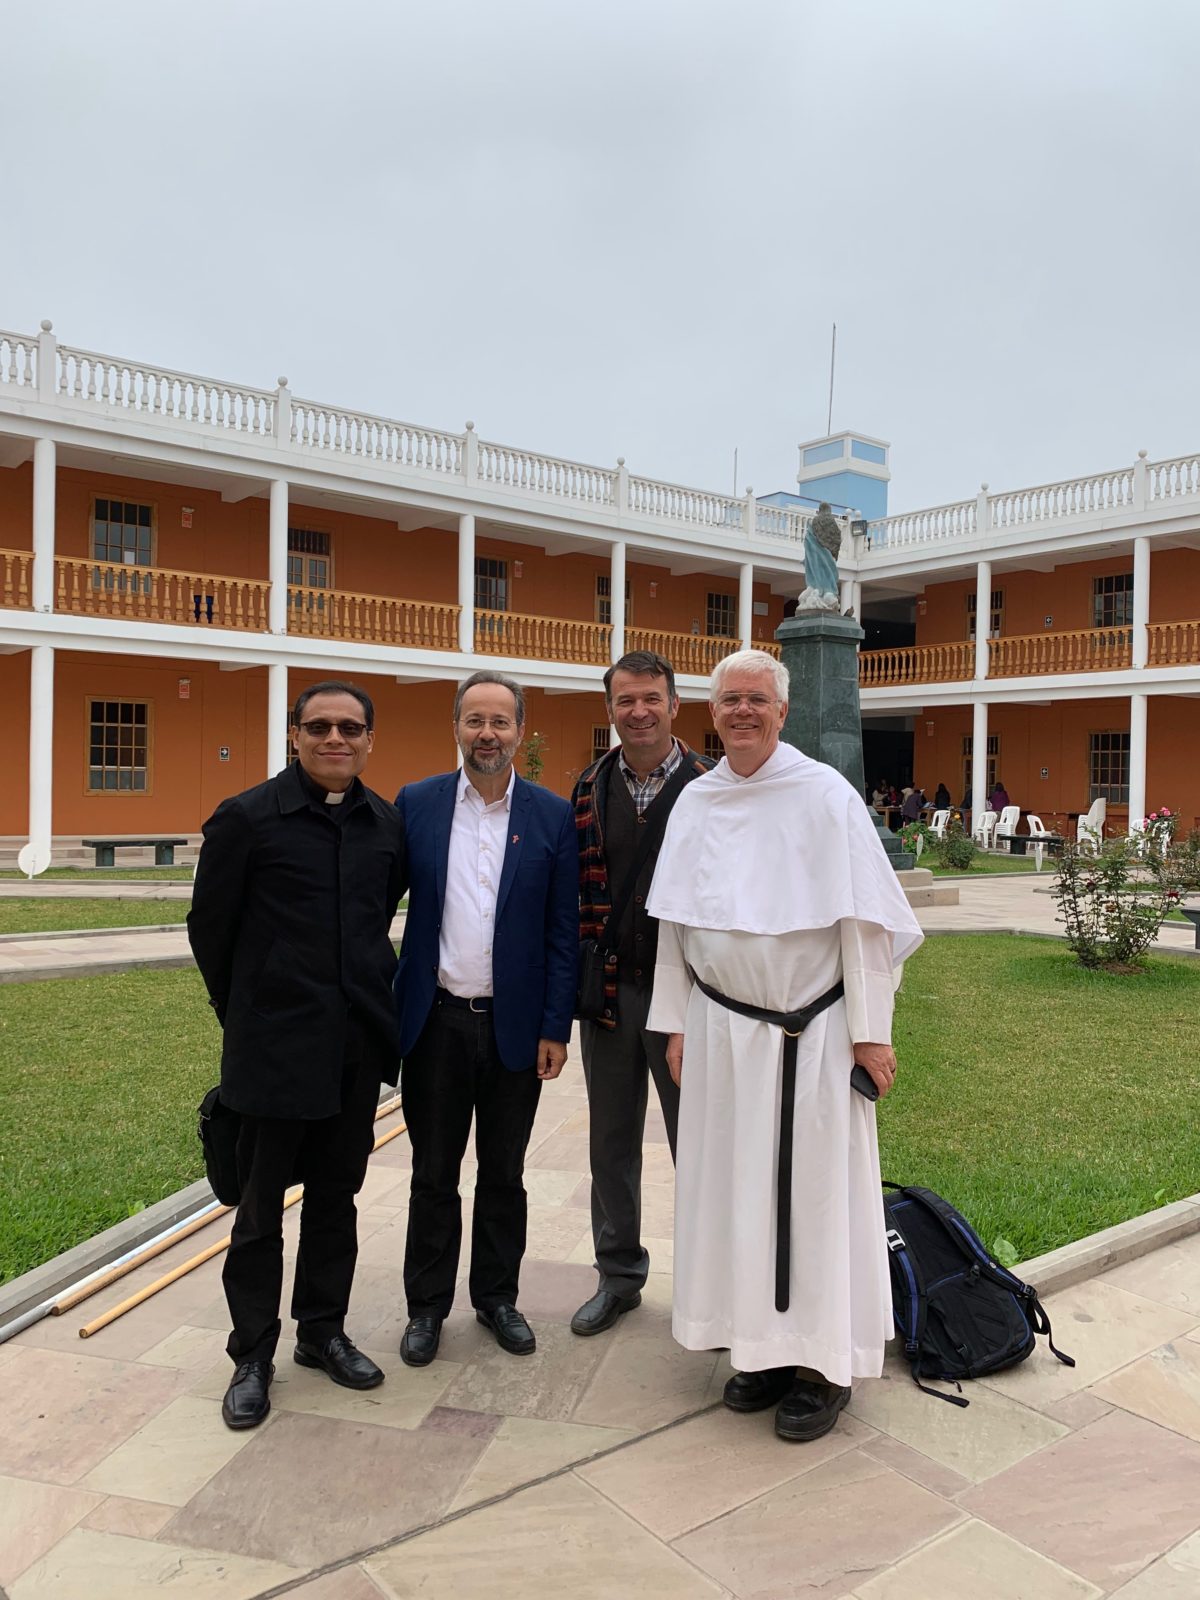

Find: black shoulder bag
[576,763,689,1020]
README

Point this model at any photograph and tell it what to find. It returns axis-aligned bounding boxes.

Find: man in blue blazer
[394,669,577,1366]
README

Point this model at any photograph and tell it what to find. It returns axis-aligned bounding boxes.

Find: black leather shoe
[399,1315,443,1367]
[775,1379,851,1442]
[570,1290,642,1336]
[476,1303,536,1355]
[722,1366,796,1413]
[221,1360,274,1429]
[294,1333,384,1390]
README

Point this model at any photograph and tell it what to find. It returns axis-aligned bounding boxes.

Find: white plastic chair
[973,810,999,849]
[1077,798,1107,855]
[930,808,950,839]
[1128,816,1148,857]
[996,804,1021,851]
[1026,813,1051,871]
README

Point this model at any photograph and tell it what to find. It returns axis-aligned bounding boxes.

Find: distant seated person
[870,781,888,808]
[900,786,925,823]
[960,786,972,833]
[933,782,951,810]
[989,780,1010,812]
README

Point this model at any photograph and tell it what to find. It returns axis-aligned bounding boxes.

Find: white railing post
[1132,536,1150,669]
[458,512,475,652]
[616,457,629,516]
[743,486,756,539]
[973,559,991,680]
[463,421,478,484]
[32,436,56,613]
[26,645,54,875]
[267,662,289,778]
[1128,691,1147,829]
[610,539,627,663]
[970,698,988,837]
[975,482,991,536]
[1133,449,1148,512]
[739,562,754,648]
[36,319,57,403]
[274,376,291,447]
[268,479,288,634]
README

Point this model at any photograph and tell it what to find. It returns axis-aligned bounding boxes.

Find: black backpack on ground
[881,1182,1075,1406]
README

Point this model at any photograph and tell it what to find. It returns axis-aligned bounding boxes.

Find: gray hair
[453,669,526,726]
[709,648,789,703]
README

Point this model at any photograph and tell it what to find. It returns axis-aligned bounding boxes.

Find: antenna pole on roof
[826,321,837,437]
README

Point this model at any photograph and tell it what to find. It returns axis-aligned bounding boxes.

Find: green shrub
[1053,839,1184,970]
[933,823,977,871]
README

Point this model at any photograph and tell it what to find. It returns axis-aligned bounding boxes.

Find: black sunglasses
[298,719,369,739]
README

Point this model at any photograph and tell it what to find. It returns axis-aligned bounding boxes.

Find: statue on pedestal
[798,502,843,612]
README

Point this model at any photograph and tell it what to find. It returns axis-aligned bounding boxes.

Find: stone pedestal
[776,610,915,872]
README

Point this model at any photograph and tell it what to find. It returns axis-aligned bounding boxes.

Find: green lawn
[0,900,189,935]
[925,855,1038,876]
[883,935,1199,1262]
[1,937,1197,1285]
[0,867,194,881]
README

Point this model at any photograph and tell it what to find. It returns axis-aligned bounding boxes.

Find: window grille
[1092,573,1134,629]
[706,592,736,638]
[87,699,150,793]
[1089,731,1129,803]
[966,589,1004,640]
[475,557,508,611]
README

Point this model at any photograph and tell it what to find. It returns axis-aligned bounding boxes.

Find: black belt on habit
[689,972,846,1314]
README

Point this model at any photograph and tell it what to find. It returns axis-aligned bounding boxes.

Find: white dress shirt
[437,765,515,998]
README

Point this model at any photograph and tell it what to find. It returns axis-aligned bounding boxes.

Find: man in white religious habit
[646,649,922,1442]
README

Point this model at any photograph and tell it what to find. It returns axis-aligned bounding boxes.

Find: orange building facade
[1,322,1198,860]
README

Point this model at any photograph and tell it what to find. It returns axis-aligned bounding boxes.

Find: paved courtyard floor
[4,1040,1200,1599]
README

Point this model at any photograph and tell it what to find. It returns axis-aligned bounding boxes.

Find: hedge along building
[0,320,1197,860]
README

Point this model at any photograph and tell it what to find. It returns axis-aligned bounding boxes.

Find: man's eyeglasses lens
[299,719,368,739]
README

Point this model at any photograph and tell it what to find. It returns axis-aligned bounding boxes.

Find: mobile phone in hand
[851,1062,880,1101]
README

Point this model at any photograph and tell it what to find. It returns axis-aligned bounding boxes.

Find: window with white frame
[704,731,724,762]
[475,557,508,612]
[1092,573,1134,629]
[92,498,153,566]
[706,592,736,637]
[961,733,1000,800]
[965,589,1004,640]
[595,574,631,625]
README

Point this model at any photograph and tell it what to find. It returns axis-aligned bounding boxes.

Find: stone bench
[81,837,189,867]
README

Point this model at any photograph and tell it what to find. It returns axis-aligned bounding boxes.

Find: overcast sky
[3,0,1197,513]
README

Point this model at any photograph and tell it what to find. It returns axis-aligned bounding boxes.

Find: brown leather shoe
[774,1379,851,1441]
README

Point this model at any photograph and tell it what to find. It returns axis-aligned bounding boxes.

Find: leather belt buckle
[468,997,489,1013]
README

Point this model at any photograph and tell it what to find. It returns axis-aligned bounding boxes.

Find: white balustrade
[476,442,614,503]
[867,499,976,549]
[56,345,275,434]
[989,468,1134,528]
[628,477,742,529]
[0,330,37,388]
[754,503,811,541]
[1149,454,1200,502]
[290,401,462,472]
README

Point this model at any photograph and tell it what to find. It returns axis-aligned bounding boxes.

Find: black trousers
[223,1053,380,1365]
[580,980,680,1298]
[402,998,542,1318]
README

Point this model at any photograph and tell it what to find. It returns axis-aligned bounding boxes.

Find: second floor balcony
[0,551,781,672]
[858,621,1200,687]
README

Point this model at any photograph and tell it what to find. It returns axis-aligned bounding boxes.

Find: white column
[610,540,627,663]
[973,559,991,680]
[32,437,56,613]
[738,562,754,648]
[27,645,54,874]
[1128,692,1148,829]
[267,662,289,778]
[458,513,475,653]
[970,698,988,836]
[851,579,863,618]
[1131,536,1150,669]
[268,479,288,635]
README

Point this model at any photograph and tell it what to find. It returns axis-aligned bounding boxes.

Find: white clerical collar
[457,763,515,811]
[324,788,347,805]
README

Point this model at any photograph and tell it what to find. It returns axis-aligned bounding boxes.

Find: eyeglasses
[298,719,369,739]
[714,693,777,712]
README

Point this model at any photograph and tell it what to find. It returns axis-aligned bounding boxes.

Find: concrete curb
[0,953,196,984]
[1019,1194,1200,1296]
[0,923,187,945]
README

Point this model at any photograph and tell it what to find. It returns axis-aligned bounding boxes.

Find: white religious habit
[646,742,923,1384]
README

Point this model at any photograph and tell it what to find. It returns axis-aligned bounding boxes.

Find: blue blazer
[394,771,578,1071]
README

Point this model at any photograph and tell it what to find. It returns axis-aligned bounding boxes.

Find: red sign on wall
[178,678,191,700]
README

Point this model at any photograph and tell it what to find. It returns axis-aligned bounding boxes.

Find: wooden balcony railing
[0,547,31,608]
[474,609,611,664]
[289,586,459,649]
[1146,619,1200,666]
[858,641,974,688]
[56,557,270,630]
[623,627,780,674]
[989,626,1132,677]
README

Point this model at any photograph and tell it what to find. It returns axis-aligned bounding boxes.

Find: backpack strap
[881,1194,971,1404]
